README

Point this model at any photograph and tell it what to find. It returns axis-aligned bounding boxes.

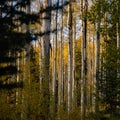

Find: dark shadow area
[0,81,24,90]
[0,65,17,76]
[39,1,69,14]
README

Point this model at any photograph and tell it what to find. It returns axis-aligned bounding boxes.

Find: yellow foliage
[63,42,68,65]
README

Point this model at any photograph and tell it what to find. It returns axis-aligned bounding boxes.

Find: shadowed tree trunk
[40,0,52,119]
[81,0,88,119]
[92,22,100,112]
[41,0,51,69]
[116,1,120,104]
[52,1,59,117]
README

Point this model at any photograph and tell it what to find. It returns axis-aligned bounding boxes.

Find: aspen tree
[21,50,26,120]
[92,22,100,112]
[87,25,91,110]
[40,0,52,119]
[67,0,73,113]
[81,0,88,119]
[58,0,64,106]
[116,4,119,77]
[26,0,31,85]
[38,0,43,91]
[116,0,120,107]
[41,0,51,68]
[52,0,59,113]
[72,15,76,108]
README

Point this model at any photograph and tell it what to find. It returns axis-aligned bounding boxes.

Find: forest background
[0,0,120,120]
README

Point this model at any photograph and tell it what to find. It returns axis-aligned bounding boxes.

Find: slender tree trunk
[103,12,108,111]
[87,27,91,111]
[116,0,120,48]
[40,1,52,119]
[41,0,51,69]
[16,52,20,105]
[26,0,31,32]
[92,22,100,112]
[92,30,95,111]
[68,0,73,113]
[53,0,57,96]
[21,50,26,120]
[26,0,31,85]
[58,0,64,106]
[117,22,120,48]
[117,1,120,49]
[72,17,76,108]
[116,1,120,103]
[52,0,59,113]
[81,0,88,119]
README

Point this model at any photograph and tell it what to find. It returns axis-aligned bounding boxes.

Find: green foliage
[88,0,120,117]
[56,107,81,120]
[75,38,81,81]
[98,41,120,114]
[89,111,120,120]
[0,0,120,120]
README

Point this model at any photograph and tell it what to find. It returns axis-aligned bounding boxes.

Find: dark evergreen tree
[0,0,38,87]
[88,0,120,117]
[0,1,38,119]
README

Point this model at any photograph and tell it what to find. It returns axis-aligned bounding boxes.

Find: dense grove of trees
[0,0,120,120]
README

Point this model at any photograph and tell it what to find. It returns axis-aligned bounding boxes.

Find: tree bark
[40,0,52,119]
[41,0,51,70]
[68,0,73,112]
[72,16,76,108]
[81,0,88,119]
[58,0,64,106]
[92,22,100,112]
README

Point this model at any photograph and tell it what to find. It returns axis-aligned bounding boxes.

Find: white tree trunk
[68,1,73,112]
[117,24,120,48]
[72,18,76,108]
[53,0,59,100]
[87,28,91,110]
[58,0,64,106]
